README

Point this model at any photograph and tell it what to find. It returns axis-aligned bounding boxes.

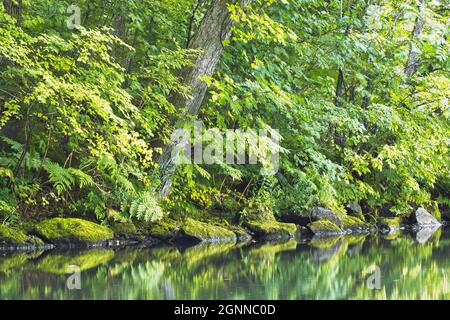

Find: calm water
[1,228,450,300]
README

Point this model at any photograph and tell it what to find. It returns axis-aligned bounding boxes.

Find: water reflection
[1,228,449,300]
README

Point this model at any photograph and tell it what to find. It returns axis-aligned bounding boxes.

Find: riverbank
[0,206,447,252]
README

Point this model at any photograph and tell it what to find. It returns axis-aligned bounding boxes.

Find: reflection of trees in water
[0,228,450,299]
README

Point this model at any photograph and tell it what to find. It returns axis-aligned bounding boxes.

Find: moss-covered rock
[307,220,343,236]
[227,225,252,242]
[345,201,363,217]
[0,224,47,249]
[281,207,343,227]
[110,222,138,238]
[308,207,343,225]
[148,218,182,240]
[245,220,297,240]
[34,218,113,244]
[378,217,402,233]
[342,216,370,233]
[181,218,236,243]
[0,224,28,246]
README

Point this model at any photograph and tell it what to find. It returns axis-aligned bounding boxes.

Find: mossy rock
[0,224,29,246]
[181,218,236,243]
[110,222,138,238]
[226,225,252,242]
[34,218,113,244]
[281,207,343,227]
[307,220,343,236]
[0,224,45,248]
[148,218,182,240]
[378,217,402,233]
[245,220,297,241]
[342,216,370,233]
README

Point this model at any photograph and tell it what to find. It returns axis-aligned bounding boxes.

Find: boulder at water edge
[412,207,441,228]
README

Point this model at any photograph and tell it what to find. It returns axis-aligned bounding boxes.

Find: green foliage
[128,191,164,223]
[0,0,448,226]
[0,1,192,222]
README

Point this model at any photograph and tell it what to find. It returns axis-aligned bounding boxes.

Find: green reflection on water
[1,228,449,300]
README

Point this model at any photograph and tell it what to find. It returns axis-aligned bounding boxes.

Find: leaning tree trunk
[405,0,425,78]
[158,0,253,196]
[3,0,23,26]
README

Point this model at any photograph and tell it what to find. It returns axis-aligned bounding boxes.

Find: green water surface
[1,228,449,300]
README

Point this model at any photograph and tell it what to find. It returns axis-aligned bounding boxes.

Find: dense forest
[0,0,448,244]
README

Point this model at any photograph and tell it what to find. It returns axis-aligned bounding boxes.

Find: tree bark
[334,68,345,107]
[158,0,253,196]
[405,0,425,78]
[3,0,23,26]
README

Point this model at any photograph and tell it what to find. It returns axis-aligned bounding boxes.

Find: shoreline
[1,220,447,253]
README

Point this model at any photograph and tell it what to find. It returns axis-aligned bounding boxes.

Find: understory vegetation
[0,0,448,231]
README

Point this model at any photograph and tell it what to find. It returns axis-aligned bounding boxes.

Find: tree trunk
[405,0,425,78]
[158,0,253,196]
[3,0,23,26]
[334,68,345,107]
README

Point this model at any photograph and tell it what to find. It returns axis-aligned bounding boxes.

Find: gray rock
[308,207,342,226]
[413,207,441,227]
[346,201,362,215]
[307,220,344,236]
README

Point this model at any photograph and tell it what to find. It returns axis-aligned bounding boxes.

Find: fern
[0,188,18,223]
[43,161,75,194]
[68,168,94,189]
[0,135,23,153]
[129,191,164,222]
[114,174,135,193]
[193,164,211,180]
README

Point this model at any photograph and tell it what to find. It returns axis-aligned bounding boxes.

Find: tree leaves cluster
[0,0,448,223]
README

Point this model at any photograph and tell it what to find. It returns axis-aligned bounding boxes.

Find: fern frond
[43,161,75,194]
[129,191,163,222]
[193,164,211,180]
[0,135,23,152]
[68,168,94,189]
